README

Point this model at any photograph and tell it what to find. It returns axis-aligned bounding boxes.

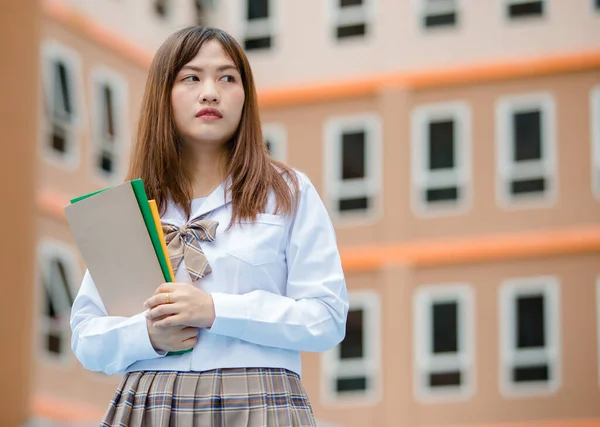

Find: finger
[146,302,180,321]
[155,282,182,295]
[180,337,197,349]
[181,327,199,341]
[154,313,184,328]
[144,291,175,309]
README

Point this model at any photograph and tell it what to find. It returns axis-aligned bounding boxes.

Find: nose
[200,81,219,103]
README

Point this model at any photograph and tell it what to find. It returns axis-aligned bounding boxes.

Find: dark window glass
[432,302,458,354]
[516,295,545,349]
[342,131,366,180]
[513,365,549,382]
[508,1,544,18]
[340,309,364,359]
[513,110,542,162]
[425,12,457,27]
[247,0,269,20]
[336,377,367,392]
[429,120,455,170]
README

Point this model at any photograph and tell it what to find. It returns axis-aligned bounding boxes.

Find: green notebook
[70,179,191,356]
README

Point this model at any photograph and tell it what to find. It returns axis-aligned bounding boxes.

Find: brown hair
[126,26,299,228]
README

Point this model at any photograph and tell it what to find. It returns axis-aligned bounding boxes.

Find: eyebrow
[180,64,239,73]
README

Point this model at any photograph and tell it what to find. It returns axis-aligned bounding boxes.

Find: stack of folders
[65,179,189,356]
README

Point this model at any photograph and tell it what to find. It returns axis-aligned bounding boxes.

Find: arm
[207,174,349,352]
[70,270,167,375]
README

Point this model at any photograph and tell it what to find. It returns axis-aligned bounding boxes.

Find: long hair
[126,26,299,228]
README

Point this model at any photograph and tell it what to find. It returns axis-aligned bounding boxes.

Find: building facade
[31,0,600,426]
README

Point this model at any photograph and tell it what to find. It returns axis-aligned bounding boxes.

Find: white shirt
[69,170,349,377]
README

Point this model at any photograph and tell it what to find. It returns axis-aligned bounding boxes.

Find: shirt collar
[162,176,232,226]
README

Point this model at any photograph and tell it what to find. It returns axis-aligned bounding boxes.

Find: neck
[186,144,228,199]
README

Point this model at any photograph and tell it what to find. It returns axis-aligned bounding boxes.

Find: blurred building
[31,0,600,426]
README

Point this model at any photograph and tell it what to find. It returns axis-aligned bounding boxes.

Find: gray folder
[65,182,165,317]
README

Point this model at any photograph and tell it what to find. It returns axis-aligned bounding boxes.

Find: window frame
[410,101,472,217]
[321,290,381,406]
[241,0,276,52]
[262,123,287,163]
[329,0,374,42]
[499,275,561,397]
[40,39,84,171]
[419,0,460,30]
[37,238,81,364]
[495,92,557,209]
[591,86,600,199]
[324,113,382,225]
[90,66,129,184]
[413,283,475,402]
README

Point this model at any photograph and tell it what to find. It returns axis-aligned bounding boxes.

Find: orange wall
[0,1,40,425]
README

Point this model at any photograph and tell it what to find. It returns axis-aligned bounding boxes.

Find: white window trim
[239,0,277,52]
[37,238,81,365]
[262,123,287,163]
[413,283,475,402]
[89,66,129,184]
[591,86,600,199]
[410,101,472,217]
[324,113,383,226]
[418,0,460,28]
[40,39,85,171]
[328,0,374,42]
[499,275,560,397]
[321,290,381,406]
[495,92,557,210]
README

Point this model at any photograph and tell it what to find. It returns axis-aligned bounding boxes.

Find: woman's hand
[144,283,216,329]
[147,319,198,353]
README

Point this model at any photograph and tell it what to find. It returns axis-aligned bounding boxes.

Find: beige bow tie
[162,218,219,282]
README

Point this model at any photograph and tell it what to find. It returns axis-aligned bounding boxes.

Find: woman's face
[171,40,245,150]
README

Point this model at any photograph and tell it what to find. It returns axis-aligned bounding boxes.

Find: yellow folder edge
[148,200,175,282]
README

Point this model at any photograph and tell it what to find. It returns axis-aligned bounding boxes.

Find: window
[505,0,544,19]
[496,93,557,208]
[38,239,80,360]
[332,0,371,40]
[154,0,170,18]
[262,123,287,162]
[91,67,128,181]
[499,276,560,396]
[591,86,600,199]
[243,0,273,51]
[324,114,382,221]
[322,291,380,403]
[413,284,474,401]
[41,40,82,169]
[422,0,458,28]
[193,0,214,25]
[596,0,600,11]
[411,102,472,216]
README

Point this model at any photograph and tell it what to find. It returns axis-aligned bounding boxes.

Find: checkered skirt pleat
[100,368,317,427]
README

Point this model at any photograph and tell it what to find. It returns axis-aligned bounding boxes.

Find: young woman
[69,26,348,426]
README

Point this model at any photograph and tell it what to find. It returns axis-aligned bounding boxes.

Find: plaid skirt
[101,368,317,427]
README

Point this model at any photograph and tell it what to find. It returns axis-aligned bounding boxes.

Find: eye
[219,75,236,83]
[182,75,199,82]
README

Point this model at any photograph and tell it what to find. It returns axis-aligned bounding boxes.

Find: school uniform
[69,170,349,427]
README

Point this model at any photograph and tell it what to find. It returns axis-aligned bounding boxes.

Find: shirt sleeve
[207,173,349,352]
[70,270,167,375]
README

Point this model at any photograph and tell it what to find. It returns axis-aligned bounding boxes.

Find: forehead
[184,39,236,68]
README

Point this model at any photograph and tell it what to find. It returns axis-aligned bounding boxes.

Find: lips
[196,108,223,119]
